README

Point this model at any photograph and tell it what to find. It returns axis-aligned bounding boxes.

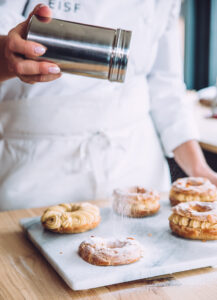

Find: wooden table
[1,200,217,300]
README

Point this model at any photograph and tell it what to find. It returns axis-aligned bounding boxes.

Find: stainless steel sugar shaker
[26,15,132,83]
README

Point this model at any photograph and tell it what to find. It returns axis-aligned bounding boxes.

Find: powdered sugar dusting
[172,201,217,222]
[80,236,143,256]
[172,177,217,194]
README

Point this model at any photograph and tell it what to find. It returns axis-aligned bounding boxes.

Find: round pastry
[169,201,217,240]
[169,177,217,206]
[41,202,100,233]
[78,236,143,266]
[112,186,160,217]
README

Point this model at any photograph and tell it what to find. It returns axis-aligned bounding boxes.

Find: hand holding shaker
[26,15,132,82]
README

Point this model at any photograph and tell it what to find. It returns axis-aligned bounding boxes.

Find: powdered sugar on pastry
[113,186,160,217]
[172,177,216,194]
[78,236,143,266]
[169,201,217,240]
[172,201,217,223]
[169,177,217,206]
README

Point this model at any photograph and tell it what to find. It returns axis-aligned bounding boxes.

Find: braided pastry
[41,202,100,233]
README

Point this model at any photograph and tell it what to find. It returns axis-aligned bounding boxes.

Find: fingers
[4,4,60,83]
[6,30,47,58]
[8,54,61,76]
[34,4,53,23]
[13,4,52,38]
[7,3,52,58]
[19,73,61,84]
[33,4,52,18]
[27,4,52,23]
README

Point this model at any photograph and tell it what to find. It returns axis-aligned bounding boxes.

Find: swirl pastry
[78,236,143,266]
[169,177,217,206]
[169,201,217,240]
[41,202,100,233]
[112,186,160,217]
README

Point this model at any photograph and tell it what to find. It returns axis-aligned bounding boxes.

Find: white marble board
[20,198,217,290]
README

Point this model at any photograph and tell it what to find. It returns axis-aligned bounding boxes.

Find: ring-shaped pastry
[169,177,217,206]
[78,236,143,266]
[41,202,100,233]
[112,186,160,217]
[169,201,217,240]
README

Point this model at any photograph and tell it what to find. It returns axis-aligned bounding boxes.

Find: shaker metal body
[26,15,132,82]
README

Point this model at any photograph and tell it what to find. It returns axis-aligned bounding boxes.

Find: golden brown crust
[171,202,217,222]
[169,202,217,240]
[169,221,217,240]
[123,202,160,218]
[169,196,182,207]
[169,177,217,206]
[49,219,100,234]
[78,237,143,266]
[113,186,160,218]
[41,202,100,234]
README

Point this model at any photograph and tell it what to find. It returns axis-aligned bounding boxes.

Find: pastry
[113,186,160,217]
[169,177,217,206]
[78,236,143,266]
[169,201,217,240]
[41,202,100,233]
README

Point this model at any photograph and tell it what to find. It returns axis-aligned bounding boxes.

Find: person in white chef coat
[0,1,217,211]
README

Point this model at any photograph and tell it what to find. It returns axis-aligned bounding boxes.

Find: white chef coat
[0,0,199,210]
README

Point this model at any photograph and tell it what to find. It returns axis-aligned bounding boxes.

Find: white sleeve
[0,1,27,35]
[147,0,200,157]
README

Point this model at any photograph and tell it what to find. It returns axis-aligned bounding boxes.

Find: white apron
[0,77,170,210]
[0,0,192,210]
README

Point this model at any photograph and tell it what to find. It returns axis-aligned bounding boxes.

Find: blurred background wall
[180,0,217,90]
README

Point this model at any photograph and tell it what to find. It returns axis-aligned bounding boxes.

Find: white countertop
[187,91,217,153]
